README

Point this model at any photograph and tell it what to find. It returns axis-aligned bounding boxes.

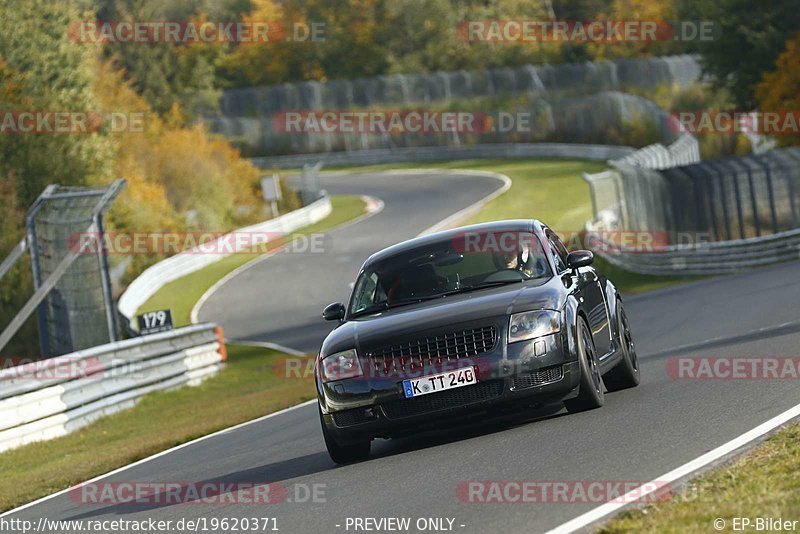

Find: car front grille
[511,365,564,389]
[381,380,504,419]
[366,325,497,375]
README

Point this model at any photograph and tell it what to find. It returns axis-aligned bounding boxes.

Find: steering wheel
[483,269,524,283]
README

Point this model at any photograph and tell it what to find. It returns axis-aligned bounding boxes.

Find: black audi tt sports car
[316,220,639,463]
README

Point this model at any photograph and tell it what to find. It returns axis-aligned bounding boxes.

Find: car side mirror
[567,250,594,269]
[322,302,346,321]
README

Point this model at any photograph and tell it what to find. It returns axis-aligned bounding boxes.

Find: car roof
[363,219,546,268]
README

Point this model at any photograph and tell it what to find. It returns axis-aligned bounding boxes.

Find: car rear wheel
[603,300,640,392]
[564,316,605,413]
[319,406,371,464]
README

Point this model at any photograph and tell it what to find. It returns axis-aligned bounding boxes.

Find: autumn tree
[755,33,800,145]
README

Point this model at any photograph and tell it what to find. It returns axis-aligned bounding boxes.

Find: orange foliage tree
[755,33,800,145]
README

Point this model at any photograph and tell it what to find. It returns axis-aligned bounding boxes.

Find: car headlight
[320,349,363,381]
[508,310,561,343]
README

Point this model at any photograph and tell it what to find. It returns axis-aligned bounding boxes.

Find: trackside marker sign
[137,310,174,335]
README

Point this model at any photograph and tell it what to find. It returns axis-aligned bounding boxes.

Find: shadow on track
[65,403,569,520]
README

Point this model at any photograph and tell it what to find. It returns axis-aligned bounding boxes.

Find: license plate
[402,367,477,398]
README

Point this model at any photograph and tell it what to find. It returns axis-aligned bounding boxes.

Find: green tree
[677,0,800,108]
[0,0,115,356]
[0,0,113,206]
[99,0,235,117]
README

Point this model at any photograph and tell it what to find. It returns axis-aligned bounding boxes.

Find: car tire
[603,300,640,392]
[564,316,605,413]
[319,406,371,464]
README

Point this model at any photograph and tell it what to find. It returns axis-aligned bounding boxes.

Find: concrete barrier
[0,324,225,452]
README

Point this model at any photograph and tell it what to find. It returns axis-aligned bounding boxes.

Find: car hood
[320,277,567,356]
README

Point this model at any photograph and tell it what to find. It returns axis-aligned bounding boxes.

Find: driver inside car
[492,245,549,278]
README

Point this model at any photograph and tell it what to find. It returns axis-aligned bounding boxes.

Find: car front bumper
[318,332,580,442]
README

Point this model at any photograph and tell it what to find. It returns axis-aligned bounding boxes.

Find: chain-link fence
[583,134,701,236]
[207,55,701,156]
[588,147,800,242]
[217,55,700,116]
[0,181,125,357]
[583,146,800,275]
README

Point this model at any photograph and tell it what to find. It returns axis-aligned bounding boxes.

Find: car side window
[547,234,569,272]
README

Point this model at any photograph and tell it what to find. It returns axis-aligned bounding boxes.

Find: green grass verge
[600,423,800,533]
[137,195,366,326]
[0,344,316,512]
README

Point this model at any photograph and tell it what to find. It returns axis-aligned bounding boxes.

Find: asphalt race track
[198,171,506,352]
[7,171,800,533]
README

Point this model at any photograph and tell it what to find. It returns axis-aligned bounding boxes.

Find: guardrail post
[713,159,746,240]
[752,155,780,234]
[708,163,733,241]
[584,173,599,221]
[770,150,799,229]
[690,165,722,241]
[95,213,119,343]
[674,166,707,236]
[734,157,761,237]
[214,326,228,361]
[611,173,626,229]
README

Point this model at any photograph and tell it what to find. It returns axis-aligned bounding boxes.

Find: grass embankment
[601,423,800,533]
[0,344,315,512]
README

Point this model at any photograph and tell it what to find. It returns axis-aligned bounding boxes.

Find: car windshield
[349,229,550,317]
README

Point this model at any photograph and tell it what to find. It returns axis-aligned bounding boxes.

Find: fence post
[770,150,799,229]
[713,159,745,240]
[691,165,722,241]
[752,154,780,234]
[733,157,760,237]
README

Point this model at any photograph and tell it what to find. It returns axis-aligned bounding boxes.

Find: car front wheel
[603,300,640,392]
[564,316,605,413]
[319,406,371,464]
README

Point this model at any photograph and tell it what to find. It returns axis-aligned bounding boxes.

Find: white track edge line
[544,401,800,534]
[230,339,307,357]
[0,400,316,518]
[416,172,512,236]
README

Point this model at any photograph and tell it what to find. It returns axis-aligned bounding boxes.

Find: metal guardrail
[584,141,800,276]
[0,324,225,453]
[117,192,332,327]
[609,133,700,170]
[219,55,700,116]
[586,225,800,276]
[253,143,637,169]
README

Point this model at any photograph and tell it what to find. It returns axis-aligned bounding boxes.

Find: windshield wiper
[350,295,439,318]
[439,279,523,296]
[350,280,523,318]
